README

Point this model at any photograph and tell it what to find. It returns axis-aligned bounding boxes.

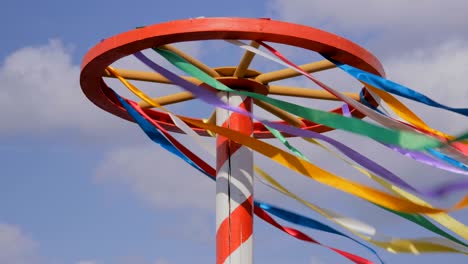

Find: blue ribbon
[255,201,383,263]
[326,57,468,117]
[427,149,468,171]
[359,90,385,115]
[116,93,210,177]
[359,87,468,172]
[114,91,383,262]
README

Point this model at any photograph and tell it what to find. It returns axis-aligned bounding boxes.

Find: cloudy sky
[1,0,467,263]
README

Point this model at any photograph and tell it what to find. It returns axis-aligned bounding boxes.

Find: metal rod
[255,60,336,83]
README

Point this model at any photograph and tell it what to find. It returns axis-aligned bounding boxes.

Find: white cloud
[76,261,97,264]
[266,0,468,55]
[0,39,129,139]
[309,256,325,264]
[156,212,213,243]
[0,39,207,141]
[269,0,467,32]
[94,143,215,210]
[111,256,172,264]
[154,258,171,264]
[384,40,468,134]
[0,223,39,264]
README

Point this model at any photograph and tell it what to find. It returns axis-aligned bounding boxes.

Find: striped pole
[216,91,254,264]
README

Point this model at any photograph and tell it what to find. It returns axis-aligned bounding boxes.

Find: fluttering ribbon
[143,48,468,200]
[121,87,467,260]
[157,41,467,238]
[109,64,468,258]
[129,78,467,254]
[130,50,468,214]
[228,40,438,135]
[143,77,468,254]
[150,48,445,151]
[105,41,468,261]
[255,202,382,256]
[357,90,468,173]
[326,58,468,117]
[351,75,468,168]
[356,82,454,140]
[114,64,468,253]
[301,138,468,242]
[254,167,468,254]
[225,40,468,174]
[343,98,467,174]
[228,40,468,168]
[113,92,376,264]
[250,40,467,141]
[427,149,468,171]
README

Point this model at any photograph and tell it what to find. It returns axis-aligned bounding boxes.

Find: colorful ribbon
[357,90,468,173]
[109,64,468,258]
[255,166,468,254]
[150,48,444,151]
[114,93,375,264]
[144,48,468,199]
[130,50,468,214]
[327,58,468,117]
[106,43,463,260]
[228,40,468,166]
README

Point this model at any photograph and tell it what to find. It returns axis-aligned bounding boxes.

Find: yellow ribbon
[107,66,467,214]
[304,137,468,240]
[108,66,468,254]
[255,166,468,254]
[363,83,454,140]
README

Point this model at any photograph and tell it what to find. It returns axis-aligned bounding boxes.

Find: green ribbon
[377,204,468,247]
[153,47,468,246]
[154,48,450,151]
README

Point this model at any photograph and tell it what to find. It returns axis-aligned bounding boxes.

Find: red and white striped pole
[216,91,254,264]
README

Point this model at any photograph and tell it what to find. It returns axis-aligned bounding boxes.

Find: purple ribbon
[133,51,468,198]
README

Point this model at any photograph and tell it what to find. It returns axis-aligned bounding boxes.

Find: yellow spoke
[269,85,360,101]
[254,99,304,127]
[255,60,336,83]
[138,92,195,108]
[160,44,221,77]
[103,68,202,85]
[233,41,260,77]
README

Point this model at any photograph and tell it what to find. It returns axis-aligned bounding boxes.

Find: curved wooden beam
[253,99,304,127]
[103,68,202,85]
[269,85,360,101]
[160,44,221,77]
[255,60,336,84]
[138,91,194,108]
[233,41,260,77]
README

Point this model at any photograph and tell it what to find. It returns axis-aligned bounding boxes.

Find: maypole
[216,91,254,264]
[80,17,468,264]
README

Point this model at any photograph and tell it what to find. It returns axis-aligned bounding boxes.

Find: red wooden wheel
[80,17,384,138]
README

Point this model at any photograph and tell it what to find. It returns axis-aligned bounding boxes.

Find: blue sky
[1,0,468,263]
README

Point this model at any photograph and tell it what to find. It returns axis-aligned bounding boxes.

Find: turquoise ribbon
[427,149,468,171]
